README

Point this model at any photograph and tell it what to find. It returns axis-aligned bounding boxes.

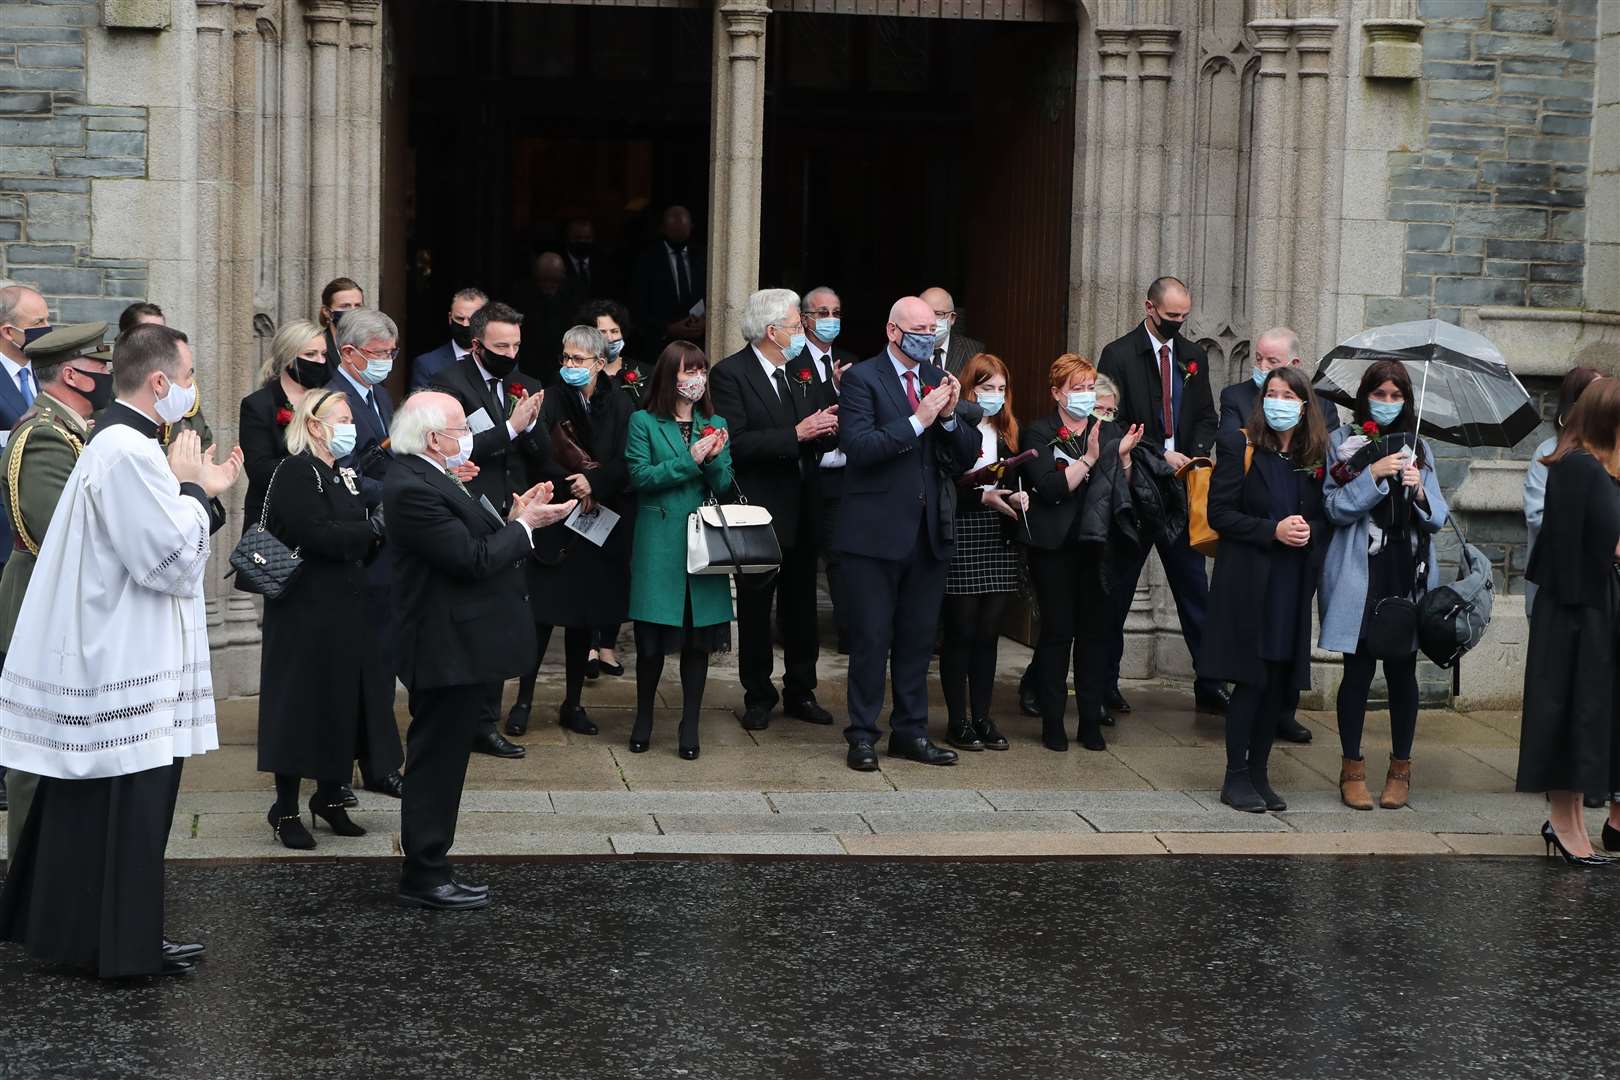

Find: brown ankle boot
[1339,757,1374,810]
[1380,756,1412,809]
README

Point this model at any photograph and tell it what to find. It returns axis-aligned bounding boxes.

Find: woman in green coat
[625,340,734,760]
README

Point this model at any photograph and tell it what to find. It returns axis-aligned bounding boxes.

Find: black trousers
[841,523,947,745]
[1226,661,1298,774]
[1114,531,1221,693]
[400,682,486,890]
[0,764,173,977]
[818,485,848,647]
[524,624,592,709]
[737,515,820,711]
[1028,546,1112,732]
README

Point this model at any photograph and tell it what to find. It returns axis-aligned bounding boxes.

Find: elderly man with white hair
[709,288,841,731]
[383,390,575,911]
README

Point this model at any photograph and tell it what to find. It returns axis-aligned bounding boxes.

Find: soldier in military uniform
[0,323,115,860]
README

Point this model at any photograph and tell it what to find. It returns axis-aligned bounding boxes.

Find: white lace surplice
[0,425,218,779]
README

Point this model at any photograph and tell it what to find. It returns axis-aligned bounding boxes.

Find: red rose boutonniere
[621,368,643,398]
[1180,359,1199,385]
[1049,425,1085,460]
[795,368,813,386]
[275,407,293,428]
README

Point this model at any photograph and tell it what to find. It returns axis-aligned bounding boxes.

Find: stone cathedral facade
[0,0,1614,705]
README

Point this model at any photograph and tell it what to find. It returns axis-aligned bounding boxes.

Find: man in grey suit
[919,286,986,376]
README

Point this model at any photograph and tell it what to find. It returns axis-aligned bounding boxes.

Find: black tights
[1226,662,1298,775]
[274,774,345,817]
[940,592,1010,725]
[634,648,709,750]
[517,625,593,710]
[1337,646,1419,760]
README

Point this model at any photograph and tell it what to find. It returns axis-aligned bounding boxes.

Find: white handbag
[686,497,781,575]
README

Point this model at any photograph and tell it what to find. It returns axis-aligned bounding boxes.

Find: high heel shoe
[1603,821,1620,853]
[1541,821,1608,865]
[678,745,700,761]
[504,701,531,737]
[309,795,367,837]
[268,806,315,850]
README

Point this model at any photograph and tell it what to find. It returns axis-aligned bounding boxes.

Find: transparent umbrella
[1312,319,1539,448]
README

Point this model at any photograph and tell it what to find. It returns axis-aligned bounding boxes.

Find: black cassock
[1516,448,1620,801]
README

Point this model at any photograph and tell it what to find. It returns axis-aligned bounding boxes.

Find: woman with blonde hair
[939,353,1028,751]
[1517,378,1620,863]
[256,388,384,848]
[240,318,333,527]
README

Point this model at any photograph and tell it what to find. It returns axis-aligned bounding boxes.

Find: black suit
[710,346,836,711]
[385,454,536,891]
[938,332,987,377]
[631,241,704,347]
[1097,322,1221,695]
[429,356,550,516]
[1218,378,1337,438]
[833,349,982,744]
[807,343,860,649]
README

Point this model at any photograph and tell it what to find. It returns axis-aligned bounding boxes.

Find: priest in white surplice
[0,323,240,979]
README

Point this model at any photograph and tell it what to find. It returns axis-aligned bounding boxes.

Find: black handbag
[1364,549,1427,662]
[686,482,781,576]
[226,459,305,599]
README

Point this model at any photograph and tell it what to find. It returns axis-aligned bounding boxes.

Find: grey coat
[1318,424,1450,654]
[1521,434,1556,615]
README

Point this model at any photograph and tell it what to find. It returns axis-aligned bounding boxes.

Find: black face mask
[449,321,474,350]
[1152,312,1185,339]
[292,356,332,388]
[568,242,594,260]
[75,368,115,412]
[329,309,349,329]
[478,345,518,379]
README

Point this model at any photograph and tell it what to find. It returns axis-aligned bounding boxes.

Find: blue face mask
[327,422,357,457]
[1252,366,1267,388]
[1064,391,1097,418]
[362,358,392,386]
[1263,398,1303,432]
[605,338,624,359]
[784,332,807,362]
[560,365,594,388]
[1369,400,1404,427]
[898,330,934,364]
[814,317,841,343]
[976,392,1005,417]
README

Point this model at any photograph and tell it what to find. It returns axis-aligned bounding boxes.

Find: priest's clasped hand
[166,429,243,498]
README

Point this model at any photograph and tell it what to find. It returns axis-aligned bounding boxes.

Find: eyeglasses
[436,425,471,438]
[932,310,955,319]
[561,353,599,365]
[351,345,399,361]
[805,307,842,318]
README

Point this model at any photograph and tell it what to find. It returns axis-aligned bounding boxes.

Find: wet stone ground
[3,857,1618,1079]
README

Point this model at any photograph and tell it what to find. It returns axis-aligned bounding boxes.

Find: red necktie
[903,370,920,410]
[1158,343,1173,441]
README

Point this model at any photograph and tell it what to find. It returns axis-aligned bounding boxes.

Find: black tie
[934,347,945,368]
[675,250,692,308]
[365,390,384,431]
[772,368,792,413]
[488,377,502,417]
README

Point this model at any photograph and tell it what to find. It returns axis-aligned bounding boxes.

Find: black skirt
[1516,569,1620,801]
[0,765,174,977]
[634,592,730,658]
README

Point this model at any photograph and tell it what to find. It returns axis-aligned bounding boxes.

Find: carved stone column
[1245,18,1293,337]
[1290,19,1340,358]
[1080,27,1133,353]
[706,0,770,359]
[305,1,345,290]
[1132,27,1179,303]
[345,1,381,292]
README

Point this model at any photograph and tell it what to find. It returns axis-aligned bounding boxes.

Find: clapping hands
[167,431,243,498]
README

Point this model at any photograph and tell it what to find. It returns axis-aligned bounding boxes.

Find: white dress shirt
[751,344,785,398]
[1145,322,1175,451]
[889,348,955,436]
[473,355,536,441]
[806,342,846,470]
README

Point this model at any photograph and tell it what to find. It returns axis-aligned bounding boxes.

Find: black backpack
[1417,517,1495,668]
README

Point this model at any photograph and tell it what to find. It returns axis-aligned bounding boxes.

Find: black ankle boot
[1248,768,1287,812]
[629,714,652,754]
[1220,769,1266,813]
[309,794,367,837]
[1076,711,1107,752]
[505,701,531,737]
[268,805,315,849]
[1041,718,1069,752]
[945,717,984,751]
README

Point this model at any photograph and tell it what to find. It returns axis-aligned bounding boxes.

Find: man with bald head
[0,284,51,584]
[919,286,986,376]
[1098,275,1226,713]
[833,296,984,771]
[384,390,575,910]
[1218,326,1334,439]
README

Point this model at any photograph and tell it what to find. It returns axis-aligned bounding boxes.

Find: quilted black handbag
[227,459,304,599]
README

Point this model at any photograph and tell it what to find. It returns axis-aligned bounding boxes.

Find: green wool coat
[624,409,734,629]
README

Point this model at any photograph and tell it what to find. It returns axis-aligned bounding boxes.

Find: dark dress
[528,374,635,628]
[239,379,293,528]
[1254,452,1310,663]
[1516,450,1620,800]
[257,453,378,780]
[1360,486,1419,637]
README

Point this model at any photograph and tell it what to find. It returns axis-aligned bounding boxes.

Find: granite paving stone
[651,813,870,835]
[860,810,1091,834]
[1275,810,1503,834]
[979,789,1206,812]
[551,790,772,815]
[1157,831,1455,855]
[839,831,1167,856]
[765,790,992,814]
[608,833,847,855]
[1084,810,1291,833]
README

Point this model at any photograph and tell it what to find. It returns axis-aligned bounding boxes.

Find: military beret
[23,322,114,366]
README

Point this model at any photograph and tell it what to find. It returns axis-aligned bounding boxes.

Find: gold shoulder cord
[6,419,85,556]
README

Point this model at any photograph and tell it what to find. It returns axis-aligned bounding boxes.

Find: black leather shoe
[784,697,834,725]
[268,807,316,850]
[1076,719,1107,753]
[585,652,602,680]
[1095,704,1116,729]
[1220,769,1266,813]
[337,784,359,809]
[1603,821,1620,853]
[363,771,404,799]
[1276,716,1313,744]
[974,717,1009,751]
[628,739,649,754]
[739,706,771,731]
[1195,686,1232,714]
[155,959,196,977]
[598,657,625,677]
[558,704,599,736]
[504,701,531,737]
[678,745,700,761]
[1041,721,1069,752]
[847,741,879,772]
[453,879,489,897]
[1019,684,1042,718]
[1105,687,1132,713]
[472,730,526,759]
[162,938,205,962]
[945,719,984,751]
[310,794,367,837]
[398,882,491,911]
[1249,771,1287,812]
[886,736,958,766]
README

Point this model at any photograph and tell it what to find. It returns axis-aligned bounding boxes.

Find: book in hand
[960,447,1038,489]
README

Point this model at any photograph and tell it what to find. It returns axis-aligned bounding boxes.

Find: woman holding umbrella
[1319,360,1449,810]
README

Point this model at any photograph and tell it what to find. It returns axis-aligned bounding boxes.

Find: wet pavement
[4,856,1618,1079]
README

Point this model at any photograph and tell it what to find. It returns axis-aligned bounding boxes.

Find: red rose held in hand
[1362,420,1380,436]
[1057,427,1072,440]
[701,425,718,438]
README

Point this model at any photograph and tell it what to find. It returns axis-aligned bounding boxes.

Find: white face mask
[934,318,950,343]
[155,377,197,424]
[676,375,707,402]
[439,430,473,470]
